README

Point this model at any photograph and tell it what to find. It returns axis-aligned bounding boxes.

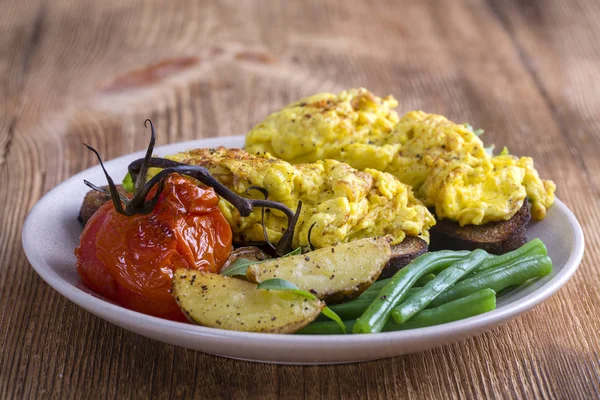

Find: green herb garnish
[221,247,302,277]
[257,278,346,333]
[122,172,134,193]
[464,123,484,136]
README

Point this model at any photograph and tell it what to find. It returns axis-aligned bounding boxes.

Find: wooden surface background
[2,0,599,398]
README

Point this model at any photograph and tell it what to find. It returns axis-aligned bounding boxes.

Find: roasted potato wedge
[172,270,324,333]
[246,237,391,303]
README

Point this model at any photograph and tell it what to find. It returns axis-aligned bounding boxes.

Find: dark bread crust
[78,185,127,226]
[380,236,429,279]
[429,199,531,255]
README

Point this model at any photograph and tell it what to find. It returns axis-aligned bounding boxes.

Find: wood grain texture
[1,0,599,398]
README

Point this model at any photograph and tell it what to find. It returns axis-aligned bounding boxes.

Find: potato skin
[172,270,324,334]
[246,238,391,304]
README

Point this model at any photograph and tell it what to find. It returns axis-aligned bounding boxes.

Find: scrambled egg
[245,88,556,226]
[166,147,435,248]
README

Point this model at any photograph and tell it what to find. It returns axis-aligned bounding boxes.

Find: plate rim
[22,135,585,347]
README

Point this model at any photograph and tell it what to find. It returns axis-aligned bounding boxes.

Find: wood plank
[490,0,600,193]
[0,0,598,398]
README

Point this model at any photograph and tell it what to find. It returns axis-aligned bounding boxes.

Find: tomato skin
[75,174,232,321]
[75,206,120,302]
[115,283,188,322]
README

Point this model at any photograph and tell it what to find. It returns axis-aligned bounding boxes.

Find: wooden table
[2,0,599,398]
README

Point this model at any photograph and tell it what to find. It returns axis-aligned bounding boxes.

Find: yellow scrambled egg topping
[245,88,556,226]
[166,147,435,248]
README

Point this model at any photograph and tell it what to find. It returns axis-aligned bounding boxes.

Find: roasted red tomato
[75,174,232,321]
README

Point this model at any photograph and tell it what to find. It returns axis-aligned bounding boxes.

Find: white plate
[22,135,584,365]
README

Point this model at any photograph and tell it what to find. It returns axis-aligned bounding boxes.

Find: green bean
[322,288,420,321]
[321,299,373,321]
[471,238,547,275]
[384,288,496,330]
[359,273,438,300]
[391,249,488,324]
[496,284,520,297]
[355,287,420,302]
[352,250,470,334]
[367,239,543,295]
[297,289,497,335]
[360,275,435,300]
[359,279,389,298]
[415,273,437,287]
[429,254,552,308]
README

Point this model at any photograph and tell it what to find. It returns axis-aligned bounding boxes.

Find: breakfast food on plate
[75,173,233,321]
[245,237,392,303]
[163,147,435,250]
[173,270,324,333]
[384,235,428,279]
[429,199,531,254]
[75,85,558,334]
[75,125,305,321]
[300,239,551,334]
[244,88,556,253]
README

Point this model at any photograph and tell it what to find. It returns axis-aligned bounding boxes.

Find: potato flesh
[246,238,391,302]
[172,270,324,333]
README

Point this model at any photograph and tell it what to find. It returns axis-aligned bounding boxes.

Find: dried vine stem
[83,120,302,255]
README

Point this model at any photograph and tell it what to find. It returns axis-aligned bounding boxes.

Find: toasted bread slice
[380,236,429,279]
[78,184,127,225]
[429,200,530,255]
